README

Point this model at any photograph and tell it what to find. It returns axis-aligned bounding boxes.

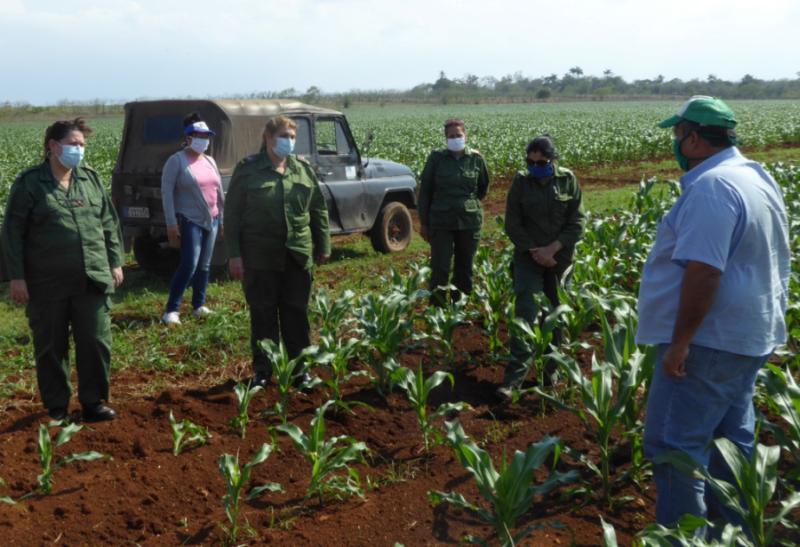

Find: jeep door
[312,116,369,232]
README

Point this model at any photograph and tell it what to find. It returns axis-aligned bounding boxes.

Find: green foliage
[277,400,368,504]
[218,443,282,544]
[169,411,211,456]
[34,421,106,495]
[422,294,468,366]
[759,363,800,482]
[230,381,263,439]
[315,334,368,412]
[655,439,800,547]
[259,340,321,424]
[397,366,469,452]
[472,244,514,357]
[429,420,577,546]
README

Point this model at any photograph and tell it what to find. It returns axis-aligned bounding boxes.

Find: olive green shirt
[224,153,331,271]
[504,165,584,267]
[1,162,124,300]
[418,148,490,230]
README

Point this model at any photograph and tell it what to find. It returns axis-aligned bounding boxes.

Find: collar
[38,160,88,183]
[679,147,741,191]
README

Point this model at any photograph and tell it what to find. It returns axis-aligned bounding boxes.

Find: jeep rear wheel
[370,201,412,253]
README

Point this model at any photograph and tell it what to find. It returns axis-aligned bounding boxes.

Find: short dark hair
[183,111,203,129]
[526,134,559,160]
[678,120,737,148]
[443,118,465,133]
[43,118,92,160]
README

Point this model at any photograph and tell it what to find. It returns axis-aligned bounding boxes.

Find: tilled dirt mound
[0,324,653,546]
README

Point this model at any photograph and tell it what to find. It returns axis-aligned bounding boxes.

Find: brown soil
[0,324,654,546]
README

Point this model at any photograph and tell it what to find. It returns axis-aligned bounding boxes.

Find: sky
[1,0,799,104]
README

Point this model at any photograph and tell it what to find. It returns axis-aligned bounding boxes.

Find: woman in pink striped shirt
[160,113,224,325]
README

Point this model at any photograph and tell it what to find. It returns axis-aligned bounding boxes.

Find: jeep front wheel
[370,201,412,253]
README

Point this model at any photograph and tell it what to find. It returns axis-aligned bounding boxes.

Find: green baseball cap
[658,95,737,129]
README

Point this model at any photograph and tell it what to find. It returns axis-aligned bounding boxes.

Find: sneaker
[161,311,181,325]
[192,306,213,318]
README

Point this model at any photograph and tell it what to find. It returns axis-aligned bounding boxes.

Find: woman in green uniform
[418,119,490,305]
[499,135,584,398]
[1,118,124,421]
[225,116,331,388]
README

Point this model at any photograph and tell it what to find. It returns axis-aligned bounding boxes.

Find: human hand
[166,225,181,249]
[529,247,557,267]
[228,257,244,280]
[9,279,29,305]
[111,267,124,288]
[662,343,689,378]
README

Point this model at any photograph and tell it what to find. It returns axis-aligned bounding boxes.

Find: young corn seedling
[602,515,750,547]
[218,443,282,545]
[385,262,431,301]
[311,288,356,337]
[230,381,263,439]
[397,366,469,453]
[259,339,321,424]
[429,420,577,547]
[532,351,641,504]
[422,296,468,367]
[169,411,211,456]
[759,363,800,481]
[277,400,368,505]
[0,477,15,505]
[509,297,570,391]
[316,334,368,413]
[353,292,414,395]
[655,438,800,547]
[472,246,514,357]
[33,421,106,495]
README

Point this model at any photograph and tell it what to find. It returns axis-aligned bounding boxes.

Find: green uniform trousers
[429,228,480,305]
[504,257,564,386]
[243,253,313,375]
[27,283,111,411]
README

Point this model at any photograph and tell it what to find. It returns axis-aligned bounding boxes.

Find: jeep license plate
[125,206,150,219]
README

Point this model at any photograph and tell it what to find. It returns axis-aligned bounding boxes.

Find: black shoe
[47,406,69,421]
[252,371,271,389]
[82,403,117,422]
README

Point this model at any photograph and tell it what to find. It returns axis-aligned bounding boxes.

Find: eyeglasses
[529,160,550,167]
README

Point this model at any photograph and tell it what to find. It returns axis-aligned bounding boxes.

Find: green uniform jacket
[1,162,124,300]
[224,153,331,271]
[504,165,585,267]
[418,148,490,231]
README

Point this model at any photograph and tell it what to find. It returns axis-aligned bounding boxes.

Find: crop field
[0,101,798,546]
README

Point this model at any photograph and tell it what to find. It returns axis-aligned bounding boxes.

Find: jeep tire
[370,201,412,253]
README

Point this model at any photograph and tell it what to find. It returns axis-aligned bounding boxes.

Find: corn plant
[352,292,414,394]
[230,381,263,438]
[655,438,800,547]
[311,288,356,337]
[277,400,368,505]
[169,411,211,456]
[259,340,321,424]
[509,299,571,390]
[532,351,643,504]
[385,262,431,301]
[429,420,577,547]
[218,443,282,544]
[0,478,14,505]
[397,366,469,453]
[759,363,800,481]
[422,296,468,366]
[472,245,514,357]
[33,421,106,495]
[601,515,751,547]
[315,334,368,413]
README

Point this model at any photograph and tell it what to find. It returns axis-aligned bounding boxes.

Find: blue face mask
[527,163,554,178]
[273,137,295,157]
[58,144,84,169]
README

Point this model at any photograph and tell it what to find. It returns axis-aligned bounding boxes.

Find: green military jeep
[111,99,417,271]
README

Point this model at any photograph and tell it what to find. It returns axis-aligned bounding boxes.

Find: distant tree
[569,66,584,78]
[433,71,452,92]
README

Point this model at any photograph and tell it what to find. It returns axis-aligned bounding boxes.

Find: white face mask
[447,137,465,152]
[189,137,210,154]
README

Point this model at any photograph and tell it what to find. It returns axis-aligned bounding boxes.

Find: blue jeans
[643,343,768,537]
[165,216,219,313]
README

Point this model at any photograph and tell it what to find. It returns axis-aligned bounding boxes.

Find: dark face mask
[527,160,554,178]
